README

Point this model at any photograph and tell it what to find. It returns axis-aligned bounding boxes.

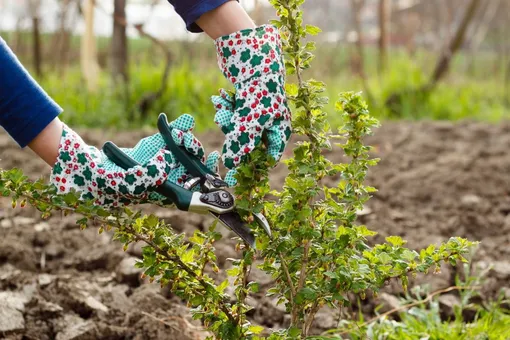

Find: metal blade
[254,212,272,238]
[210,211,256,248]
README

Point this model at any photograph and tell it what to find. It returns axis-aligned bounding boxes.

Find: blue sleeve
[168,0,235,33]
[0,36,62,148]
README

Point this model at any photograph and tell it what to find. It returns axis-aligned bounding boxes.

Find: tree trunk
[57,0,72,74]
[385,0,482,114]
[81,0,100,92]
[378,0,390,72]
[132,24,173,119]
[349,0,374,102]
[350,0,367,80]
[429,0,481,87]
[111,0,128,85]
[32,16,42,78]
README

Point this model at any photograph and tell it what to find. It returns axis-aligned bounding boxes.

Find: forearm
[195,1,255,39]
[0,36,62,165]
[28,118,62,166]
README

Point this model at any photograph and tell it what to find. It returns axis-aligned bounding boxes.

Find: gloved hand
[50,114,219,207]
[212,25,292,186]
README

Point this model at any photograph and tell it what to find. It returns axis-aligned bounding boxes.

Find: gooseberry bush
[0,0,476,339]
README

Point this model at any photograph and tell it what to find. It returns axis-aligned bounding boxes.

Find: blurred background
[0,0,508,130]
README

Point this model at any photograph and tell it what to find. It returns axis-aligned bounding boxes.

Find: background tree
[378,0,390,72]
[111,0,128,85]
[429,0,482,87]
[80,0,100,92]
[27,0,42,78]
[386,0,482,113]
[349,0,373,102]
[53,0,73,74]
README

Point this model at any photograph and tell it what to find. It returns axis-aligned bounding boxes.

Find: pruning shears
[102,113,271,248]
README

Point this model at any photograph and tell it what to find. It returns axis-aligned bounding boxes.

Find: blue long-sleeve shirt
[0,37,62,147]
[168,0,232,32]
[0,0,230,147]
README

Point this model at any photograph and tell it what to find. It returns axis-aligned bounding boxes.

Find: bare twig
[429,0,482,87]
[141,311,180,332]
[292,239,310,325]
[303,300,320,336]
[468,0,501,50]
[131,24,174,119]
[278,252,296,304]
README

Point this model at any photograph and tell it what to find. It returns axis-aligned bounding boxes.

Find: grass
[326,264,510,340]
[38,57,508,132]
[39,61,227,132]
[4,32,509,130]
[356,303,510,340]
[322,51,509,126]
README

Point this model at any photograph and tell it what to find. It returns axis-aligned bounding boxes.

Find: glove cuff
[215,24,285,86]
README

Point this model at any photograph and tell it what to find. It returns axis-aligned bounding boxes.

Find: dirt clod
[116,256,143,286]
[55,317,97,340]
[377,292,401,314]
[0,304,25,333]
[438,293,461,318]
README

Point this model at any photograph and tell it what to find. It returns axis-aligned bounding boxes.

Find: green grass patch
[40,61,227,132]
[5,31,505,130]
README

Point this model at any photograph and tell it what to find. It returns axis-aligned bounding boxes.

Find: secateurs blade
[102,113,271,248]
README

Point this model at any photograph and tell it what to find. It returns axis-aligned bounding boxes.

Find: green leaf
[402,249,418,262]
[146,215,159,228]
[248,325,264,335]
[288,326,301,337]
[296,287,317,304]
[217,280,229,294]
[248,282,260,293]
[386,236,406,247]
[286,83,299,97]
[189,231,206,245]
[305,24,322,36]
[63,192,78,206]
[226,267,240,277]
[378,252,392,264]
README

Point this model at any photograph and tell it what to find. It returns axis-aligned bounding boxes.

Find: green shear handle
[157,114,227,191]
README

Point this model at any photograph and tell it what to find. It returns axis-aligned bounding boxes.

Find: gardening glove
[50,114,220,208]
[212,24,292,186]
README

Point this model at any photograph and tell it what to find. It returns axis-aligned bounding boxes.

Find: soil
[1,120,510,339]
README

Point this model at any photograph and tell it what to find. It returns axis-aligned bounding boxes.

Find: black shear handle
[102,141,194,211]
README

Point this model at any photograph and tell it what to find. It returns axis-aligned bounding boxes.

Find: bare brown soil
[1,121,509,339]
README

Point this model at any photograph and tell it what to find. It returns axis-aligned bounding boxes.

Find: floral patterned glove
[212,25,292,186]
[50,114,219,207]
